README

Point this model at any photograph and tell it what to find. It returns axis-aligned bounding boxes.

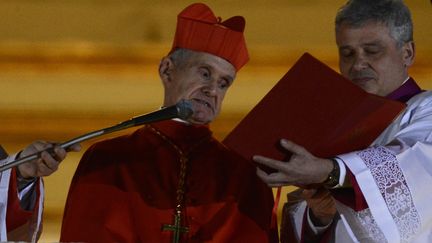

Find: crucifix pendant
[162,210,189,243]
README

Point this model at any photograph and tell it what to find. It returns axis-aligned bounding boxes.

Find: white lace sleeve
[335,92,432,243]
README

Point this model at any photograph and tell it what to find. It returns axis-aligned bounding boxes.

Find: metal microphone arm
[0,100,193,173]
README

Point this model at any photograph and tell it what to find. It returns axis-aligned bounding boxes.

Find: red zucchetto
[170,3,249,71]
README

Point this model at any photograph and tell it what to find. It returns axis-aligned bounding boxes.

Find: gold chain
[148,125,211,213]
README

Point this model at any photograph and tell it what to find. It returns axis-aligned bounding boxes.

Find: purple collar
[386,78,423,102]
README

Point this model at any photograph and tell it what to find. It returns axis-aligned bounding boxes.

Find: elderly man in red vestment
[60,3,278,243]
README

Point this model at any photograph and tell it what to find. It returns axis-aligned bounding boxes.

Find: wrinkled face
[336,21,414,96]
[160,51,236,125]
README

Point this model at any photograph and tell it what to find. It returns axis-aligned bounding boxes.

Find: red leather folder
[223,53,405,165]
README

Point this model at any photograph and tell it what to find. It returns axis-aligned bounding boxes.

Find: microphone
[101,99,194,135]
[0,100,194,172]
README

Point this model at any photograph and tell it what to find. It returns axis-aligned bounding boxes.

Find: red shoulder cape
[61,120,278,243]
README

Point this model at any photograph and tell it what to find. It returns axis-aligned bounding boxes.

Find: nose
[202,82,217,96]
[351,53,369,71]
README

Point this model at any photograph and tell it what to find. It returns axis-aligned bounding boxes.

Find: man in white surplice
[253,0,432,242]
[0,141,80,242]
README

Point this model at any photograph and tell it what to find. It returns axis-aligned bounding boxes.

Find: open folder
[223,53,405,167]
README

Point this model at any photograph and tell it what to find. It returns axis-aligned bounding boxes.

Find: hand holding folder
[223,53,405,174]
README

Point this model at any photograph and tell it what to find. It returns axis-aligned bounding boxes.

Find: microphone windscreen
[176,100,194,120]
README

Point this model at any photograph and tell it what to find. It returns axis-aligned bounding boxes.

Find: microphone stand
[0,100,193,173]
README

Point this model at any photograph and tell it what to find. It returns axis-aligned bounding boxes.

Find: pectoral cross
[162,210,189,243]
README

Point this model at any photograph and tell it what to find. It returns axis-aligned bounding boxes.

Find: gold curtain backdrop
[0,0,430,241]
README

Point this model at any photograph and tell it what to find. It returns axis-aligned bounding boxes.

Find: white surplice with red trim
[286,91,432,243]
[0,152,44,242]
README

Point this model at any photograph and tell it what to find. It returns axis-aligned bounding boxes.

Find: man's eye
[199,68,210,79]
[218,79,231,89]
[219,82,228,89]
[340,49,353,57]
[365,49,380,55]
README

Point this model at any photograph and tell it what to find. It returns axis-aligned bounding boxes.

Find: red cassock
[6,168,42,241]
[60,120,278,243]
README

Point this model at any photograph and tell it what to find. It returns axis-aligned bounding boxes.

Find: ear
[159,57,175,86]
[402,41,415,68]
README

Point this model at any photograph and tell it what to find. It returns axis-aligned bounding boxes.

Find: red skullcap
[171,3,249,71]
